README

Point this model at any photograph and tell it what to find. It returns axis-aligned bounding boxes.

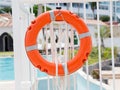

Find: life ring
[25,9,92,76]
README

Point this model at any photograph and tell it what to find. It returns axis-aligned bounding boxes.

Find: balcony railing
[12,0,120,90]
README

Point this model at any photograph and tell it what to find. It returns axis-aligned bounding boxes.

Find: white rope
[71,27,77,90]
[64,23,69,90]
[52,6,59,88]
[110,1,116,90]
[83,1,90,90]
[50,22,56,90]
[58,22,66,90]
[69,2,77,90]
[57,22,63,90]
[58,23,63,61]
[27,4,38,90]
[49,10,60,90]
[97,1,102,90]
[54,21,60,90]
[43,4,50,90]
[45,26,50,90]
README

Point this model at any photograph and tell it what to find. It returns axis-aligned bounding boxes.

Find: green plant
[33,5,38,16]
[74,35,78,45]
[100,15,110,22]
[0,7,12,14]
[88,47,98,65]
[101,47,111,60]
[33,5,51,16]
[89,2,97,19]
[92,69,99,79]
[95,26,110,48]
[61,49,78,59]
[88,47,118,65]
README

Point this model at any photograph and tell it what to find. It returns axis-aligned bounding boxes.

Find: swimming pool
[0,57,47,80]
[0,57,106,90]
[0,57,14,80]
[38,73,106,90]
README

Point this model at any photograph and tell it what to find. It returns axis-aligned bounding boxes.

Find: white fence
[12,0,120,90]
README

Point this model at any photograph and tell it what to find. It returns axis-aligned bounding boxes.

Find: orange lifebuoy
[25,9,92,76]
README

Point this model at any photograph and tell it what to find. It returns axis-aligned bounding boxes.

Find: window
[49,3,55,5]
[80,13,83,17]
[80,3,83,8]
[117,8,120,13]
[86,4,88,9]
[87,14,93,18]
[116,1,120,6]
[99,6,108,10]
[99,2,109,5]
[63,3,67,6]
[73,3,79,7]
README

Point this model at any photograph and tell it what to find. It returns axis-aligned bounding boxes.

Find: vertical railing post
[97,1,103,90]
[12,0,33,90]
[110,1,116,90]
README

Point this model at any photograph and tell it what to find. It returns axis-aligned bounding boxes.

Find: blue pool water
[38,73,106,90]
[0,57,105,90]
[0,57,47,80]
[0,57,14,80]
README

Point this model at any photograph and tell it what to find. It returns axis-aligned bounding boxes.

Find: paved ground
[108,79,120,90]
[102,67,120,90]
[102,67,120,79]
[0,67,120,90]
[0,81,15,90]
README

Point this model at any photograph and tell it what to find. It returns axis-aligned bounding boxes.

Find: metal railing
[12,0,120,90]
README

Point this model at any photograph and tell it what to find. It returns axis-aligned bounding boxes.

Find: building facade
[1,0,120,21]
[0,13,13,51]
[0,0,11,7]
[48,1,120,22]
[96,1,120,22]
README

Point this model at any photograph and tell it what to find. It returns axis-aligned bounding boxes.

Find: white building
[47,3,94,19]
[97,1,120,22]
[1,0,120,21]
[48,2,120,22]
[0,0,11,7]
[0,13,13,51]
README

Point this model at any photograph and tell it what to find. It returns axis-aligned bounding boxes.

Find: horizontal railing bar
[20,0,119,4]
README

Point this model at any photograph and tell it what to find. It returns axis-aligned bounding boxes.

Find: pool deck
[102,67,120,90]
[0,68,120,90]
[0,81,15,90]
[78,69,110,90]
[108,79,120,90]
[102,67,120,79]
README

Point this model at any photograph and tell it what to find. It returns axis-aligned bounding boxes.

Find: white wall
[0,27,13,36]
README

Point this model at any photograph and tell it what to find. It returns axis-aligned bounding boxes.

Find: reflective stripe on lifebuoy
[25,9,92,76]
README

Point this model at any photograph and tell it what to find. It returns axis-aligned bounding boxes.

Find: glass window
[87,14,93,17]
[63,3,67,6]
[116,1,120,6]
[117,8,120,13]
[80,13,83,18]
[80,3,83,8]
[49,3,55,5]
[99,6,108,10]
[99,2,109,5]
[86,4,88,9]
[73,3,79,7]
